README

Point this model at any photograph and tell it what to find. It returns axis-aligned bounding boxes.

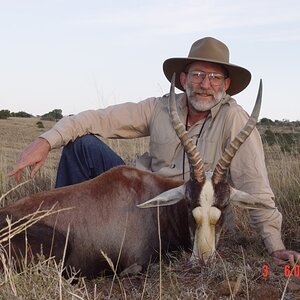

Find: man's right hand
[9,137,51,182]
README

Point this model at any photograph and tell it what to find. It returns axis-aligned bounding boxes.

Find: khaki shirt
[41,92,285,253]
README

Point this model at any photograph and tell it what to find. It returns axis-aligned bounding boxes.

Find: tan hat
[163,37,251,96]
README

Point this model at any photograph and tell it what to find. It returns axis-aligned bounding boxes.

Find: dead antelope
[0,75,266,278]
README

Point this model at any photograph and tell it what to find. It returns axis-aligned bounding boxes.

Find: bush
[262,129,300,154]
[36,121,45,128]
[259,117,274,126]
[262,129,276,146]
[0,110,11,119]
[11,111,32,118]
[41,109,63,121]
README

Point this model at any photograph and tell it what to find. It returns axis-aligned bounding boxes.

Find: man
[9,37,300,265]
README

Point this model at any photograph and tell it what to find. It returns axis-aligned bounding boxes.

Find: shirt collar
[210,94,231,120]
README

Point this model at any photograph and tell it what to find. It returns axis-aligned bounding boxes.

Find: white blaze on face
[191,178,221,263]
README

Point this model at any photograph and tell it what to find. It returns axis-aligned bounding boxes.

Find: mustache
[192,89,214,96]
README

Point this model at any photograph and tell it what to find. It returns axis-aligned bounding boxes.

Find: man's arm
[9,97,157,180]
[272,249,300,265]
[40,98,156,149]
[9,137,50,181]
[225,104,300,264]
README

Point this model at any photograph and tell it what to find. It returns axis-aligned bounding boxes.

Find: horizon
[1,107,299,123]
[0,0,300,121]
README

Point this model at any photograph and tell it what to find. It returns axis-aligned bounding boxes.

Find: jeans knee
[56,134,124,187]
[78,134,100,145]
[72,134,104,153]
[65,134,124,165]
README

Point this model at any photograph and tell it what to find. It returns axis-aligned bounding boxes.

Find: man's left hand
[272,249,300,265]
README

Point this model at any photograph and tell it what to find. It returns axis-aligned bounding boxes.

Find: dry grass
[0,117,60,204]
[0,117,300,299]
[264,145,300,251]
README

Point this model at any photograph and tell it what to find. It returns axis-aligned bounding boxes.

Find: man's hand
[272,249,300,265]
[8,137,51,182]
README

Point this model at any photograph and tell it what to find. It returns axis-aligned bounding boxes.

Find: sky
[0,0,300,121]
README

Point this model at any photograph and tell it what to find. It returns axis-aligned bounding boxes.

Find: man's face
[180,61,230,112]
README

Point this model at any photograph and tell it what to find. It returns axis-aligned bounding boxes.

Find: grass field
[0,117,300,299]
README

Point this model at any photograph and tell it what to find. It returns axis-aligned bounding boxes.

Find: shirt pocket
[198,139,219,171]
[149,134,180,166]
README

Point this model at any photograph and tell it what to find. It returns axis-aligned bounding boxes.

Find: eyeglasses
[186,71,226,86]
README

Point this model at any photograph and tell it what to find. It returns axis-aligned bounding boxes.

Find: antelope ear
[137,185,185,208]
[229,188,275,210]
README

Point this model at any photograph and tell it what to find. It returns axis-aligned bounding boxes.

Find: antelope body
[0,75,267,278]
[0,166,190,277]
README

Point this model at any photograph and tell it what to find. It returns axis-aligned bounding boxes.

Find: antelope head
[138,74,269,263]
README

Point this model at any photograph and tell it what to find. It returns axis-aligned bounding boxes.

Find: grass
[264,145,300,251]
[0,117,300,299]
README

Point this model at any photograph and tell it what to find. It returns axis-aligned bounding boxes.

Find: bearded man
[10,37,300,265]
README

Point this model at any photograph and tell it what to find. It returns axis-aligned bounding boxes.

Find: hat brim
[163,57,251,96]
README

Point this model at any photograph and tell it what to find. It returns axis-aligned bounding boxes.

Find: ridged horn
[212,79,263,184]
[169,73,205,183]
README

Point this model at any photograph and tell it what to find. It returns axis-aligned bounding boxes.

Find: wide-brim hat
[163,37,251,96]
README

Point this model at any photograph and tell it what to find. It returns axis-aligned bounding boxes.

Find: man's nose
[200,74,211,88]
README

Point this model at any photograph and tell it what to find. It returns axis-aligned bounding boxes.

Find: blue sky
[0,0,299,120]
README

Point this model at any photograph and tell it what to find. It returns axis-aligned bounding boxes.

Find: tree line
[0,109,63,121]
[258,118,300,154]
[1,110,299,154]
[1,111,298,126]
[258,117,300,127]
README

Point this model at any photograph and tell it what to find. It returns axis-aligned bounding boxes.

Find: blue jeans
[55,135,125,188]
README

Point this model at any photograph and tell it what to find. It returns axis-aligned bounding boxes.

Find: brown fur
[0,166,191,278]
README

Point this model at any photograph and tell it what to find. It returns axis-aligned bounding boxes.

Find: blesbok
[0,75,268,278]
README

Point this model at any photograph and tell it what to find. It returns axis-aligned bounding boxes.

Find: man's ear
[179,72,187,90]
[224,77,231,92]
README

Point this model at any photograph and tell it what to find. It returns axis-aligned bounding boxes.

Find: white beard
[187,88,225,112]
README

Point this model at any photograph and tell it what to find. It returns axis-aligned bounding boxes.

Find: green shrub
[259,117,274,126]
[11,111,33,118]
[262,129,300,154]
[0,110,11,119]
[36,121,45,128]
[41,109,63,121]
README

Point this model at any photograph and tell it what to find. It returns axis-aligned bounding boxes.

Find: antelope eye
[209,207,221,225]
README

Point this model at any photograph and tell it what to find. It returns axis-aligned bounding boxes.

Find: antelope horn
[169,73,205,183]
[212,79,263,184]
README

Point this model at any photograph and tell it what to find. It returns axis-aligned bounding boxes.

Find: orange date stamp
[262,264,300,277]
